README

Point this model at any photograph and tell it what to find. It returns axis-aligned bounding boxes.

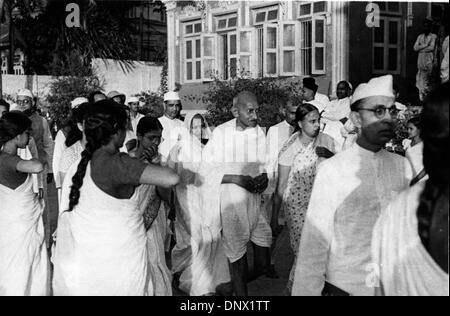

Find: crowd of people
[0,72,448,296]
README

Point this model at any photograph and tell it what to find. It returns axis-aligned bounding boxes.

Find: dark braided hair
[65,103,90,147]
[293,103,319,133]
[67,100,128,212]
[416,82,449,250]
[0,111,32,149]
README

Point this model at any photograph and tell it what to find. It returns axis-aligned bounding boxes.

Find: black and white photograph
[0,0,448,301]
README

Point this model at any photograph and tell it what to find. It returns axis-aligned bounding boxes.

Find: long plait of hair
[67,115,115,212]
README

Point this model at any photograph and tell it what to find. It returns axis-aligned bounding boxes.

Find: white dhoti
[220,184,272,263]
[0,175,49,296]
[53,164,149,296]
[372,182,449,296]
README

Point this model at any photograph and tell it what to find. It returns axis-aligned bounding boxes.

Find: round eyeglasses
[357,105,399,119]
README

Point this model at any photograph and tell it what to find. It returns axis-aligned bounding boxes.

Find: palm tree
[3,0,138,77]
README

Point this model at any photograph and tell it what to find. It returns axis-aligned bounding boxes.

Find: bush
[196,77,302,128]
[134,91,164,118]
[46,74,104,130]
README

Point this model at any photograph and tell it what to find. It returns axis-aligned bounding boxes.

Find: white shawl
[372,182,448,296]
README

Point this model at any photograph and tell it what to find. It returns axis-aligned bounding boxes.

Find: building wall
[348,1,446,104]
[168,1,335,111]
[2,60,163,102]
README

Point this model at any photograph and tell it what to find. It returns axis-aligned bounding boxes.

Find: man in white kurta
[301,77,330,113]
[127,96,145,137]
[158,91,185,162]
[321,81,352,149]
[264,99,298,274]
[199,91,271,296]
[292,75,412,296]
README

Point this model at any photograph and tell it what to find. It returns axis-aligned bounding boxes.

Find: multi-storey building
[164,1,448,111]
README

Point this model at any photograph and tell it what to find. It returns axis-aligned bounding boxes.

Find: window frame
[312,15,326,75]
[215,12,239,32]
[372,16,401,75]
[183,19,203,37]
[183,36,203,83]
[238,27,255,78]
[251,5,280,26]
[297,1,328,19]
[279,21,301,77]
[263,23,279,77]
[202,33,219,82]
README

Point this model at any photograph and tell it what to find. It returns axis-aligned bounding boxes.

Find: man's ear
[231,106,239,118]
[350,111,362,128]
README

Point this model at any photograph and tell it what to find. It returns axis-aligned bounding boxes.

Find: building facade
[164,1,448,110]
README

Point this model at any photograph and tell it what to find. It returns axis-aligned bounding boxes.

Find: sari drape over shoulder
[0,175,48,296]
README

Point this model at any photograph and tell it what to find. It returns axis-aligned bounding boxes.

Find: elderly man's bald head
[232,91,259,129]
[233,91,258,110]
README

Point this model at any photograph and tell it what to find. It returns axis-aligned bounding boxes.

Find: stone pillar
[331,1,349,96]
[163,0,177,91]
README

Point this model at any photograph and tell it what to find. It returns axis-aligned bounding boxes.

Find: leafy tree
[134,90,164,118]
[10,0,138,75]
[46,68,104,130]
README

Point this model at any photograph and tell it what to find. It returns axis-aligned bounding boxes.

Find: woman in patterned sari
[271,103,338,293]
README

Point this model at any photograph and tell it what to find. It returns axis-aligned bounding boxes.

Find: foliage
[385,106,423,155]
[46,70,104,129]
[192,76,303,128]
[134,90,164,118]
[12,0,137,75]
[158,56,168,96]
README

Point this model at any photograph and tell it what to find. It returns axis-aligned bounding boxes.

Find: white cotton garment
[52,130,67,189]
[168,129,205,294]
[405,142,424,178]
[158,115,185,161]
[0,175,49,296]
[265,120,295,195]
[372,181,449,296]
[322,97,351,122]
[131,113,145,137]
[53,164,149,296]
[200,119,271,263]
[292,144,412,296]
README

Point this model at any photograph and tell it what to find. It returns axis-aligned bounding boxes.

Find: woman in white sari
[130,116,173,296]
[271,103,337,293]
[372,82,448,296]
[168,113,215,295]
[53,100,179,296]
[0,112,48,296]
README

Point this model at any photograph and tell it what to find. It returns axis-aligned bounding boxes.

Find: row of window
[183,17,327,83]
[179,2,403,83]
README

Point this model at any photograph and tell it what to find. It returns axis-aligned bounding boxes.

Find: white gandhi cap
[127,96,140,104]
[71,97,88,109]
[17,88,34,99]
[351,75,395,105]
[164,91,180,102]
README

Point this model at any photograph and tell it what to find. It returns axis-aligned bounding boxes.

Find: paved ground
[46,183,294,296]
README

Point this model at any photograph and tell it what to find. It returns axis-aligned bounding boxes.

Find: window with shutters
[296,2,327,75]
[372,16,401,74]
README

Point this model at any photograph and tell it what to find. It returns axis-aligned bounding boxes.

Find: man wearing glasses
[16,89,54,177]
[292,75,412,296]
